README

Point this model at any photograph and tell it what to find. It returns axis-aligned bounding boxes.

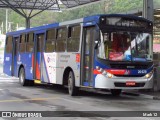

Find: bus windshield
[97,31,152,62]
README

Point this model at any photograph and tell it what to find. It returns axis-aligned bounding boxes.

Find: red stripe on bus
[106,69,126,75]
[36,62,41,79]
[93,70,101,74]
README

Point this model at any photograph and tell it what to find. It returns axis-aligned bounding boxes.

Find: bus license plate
[126,81,136,86]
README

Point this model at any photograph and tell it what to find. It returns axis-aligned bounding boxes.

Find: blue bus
[3,14,153,96]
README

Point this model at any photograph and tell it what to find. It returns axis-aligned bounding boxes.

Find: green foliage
[8,10,25,30]
[55,0,143,22]
[109,0,143,13]
[31,11,56,27]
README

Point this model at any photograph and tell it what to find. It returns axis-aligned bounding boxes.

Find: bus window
[45,29,56,52]
[26,33,34,52]
[56,27,67,52]
[5,36,13,53]
[19,34,26,53]
[67,25,81,52]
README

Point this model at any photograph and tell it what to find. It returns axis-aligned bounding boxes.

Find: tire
[19,68,29,86]
[68,71,78,96]
[111,89,122,96]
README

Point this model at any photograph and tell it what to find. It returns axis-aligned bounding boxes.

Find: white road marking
[7,83,15,84]
[60,98,83,104]
[16,88,30,92]
[0,78,15,80]
[0,79,18,82]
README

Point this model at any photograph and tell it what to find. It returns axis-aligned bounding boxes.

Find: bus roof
[6,22,59,36]
[84,14,152,23]
[6,14,152,36]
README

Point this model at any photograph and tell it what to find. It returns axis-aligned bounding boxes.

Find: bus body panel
[3,53,12,76]
[13,55,17,76]
[42,52,57,83]
[35,52,41,79]
[42,52,80,86]
[56,53,80,85]
[23,53,34,80]
[94,74,153,89]
[17,53,33,79]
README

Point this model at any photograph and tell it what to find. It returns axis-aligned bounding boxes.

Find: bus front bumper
[94,74,153,89]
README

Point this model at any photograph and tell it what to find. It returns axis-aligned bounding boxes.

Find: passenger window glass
[19,34,26,53]
[45,29,56,52]
[5,36,13,53]
[67,26,81,52]
[26,33,34,52]
[56,27,67,52]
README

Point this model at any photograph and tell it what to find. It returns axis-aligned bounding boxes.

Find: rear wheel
[19,68,29,86]
[111,89,122,96]
[68,71,78,96]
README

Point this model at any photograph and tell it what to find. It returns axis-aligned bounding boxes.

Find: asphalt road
[0,65,160,120]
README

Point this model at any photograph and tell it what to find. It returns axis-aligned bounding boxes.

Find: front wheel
[68,71,78,96]
[19,68,29,86]
[111,89,122,96]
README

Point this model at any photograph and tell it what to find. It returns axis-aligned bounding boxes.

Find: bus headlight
[107,72,113,78]
[145,70,153,79]
[102,70,107,75]
[96,66,113,78]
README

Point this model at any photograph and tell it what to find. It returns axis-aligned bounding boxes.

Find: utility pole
[16,23,19,30]
[1,22,3,34]
[8,22,13,32]
[6,9,8,33]
[143,0,154,21]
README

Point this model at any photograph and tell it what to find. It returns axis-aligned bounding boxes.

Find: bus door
[33,33,44,80]
[81,27,96,87]
[11,37,19,76]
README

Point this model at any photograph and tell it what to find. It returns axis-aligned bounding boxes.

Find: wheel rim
[20,70,24,84]
[68,72,72,93]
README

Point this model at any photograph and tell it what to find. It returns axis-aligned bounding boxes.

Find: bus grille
[114,75,144,77]
[110,64,148,69]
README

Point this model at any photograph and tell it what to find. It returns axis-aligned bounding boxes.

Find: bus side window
[5,36,13,53]
[19,34,26,53]
[67,25,81,52]
[56,27,67,52]
[45,29,56,52]
[26,33,34,52]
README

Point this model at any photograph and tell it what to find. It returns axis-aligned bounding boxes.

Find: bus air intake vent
[114,75,145,77]
[110,64,149,69]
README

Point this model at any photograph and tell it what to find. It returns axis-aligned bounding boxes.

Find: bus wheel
[68,71,78,96]
[111,89,122,96]
[19,68,28,86]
